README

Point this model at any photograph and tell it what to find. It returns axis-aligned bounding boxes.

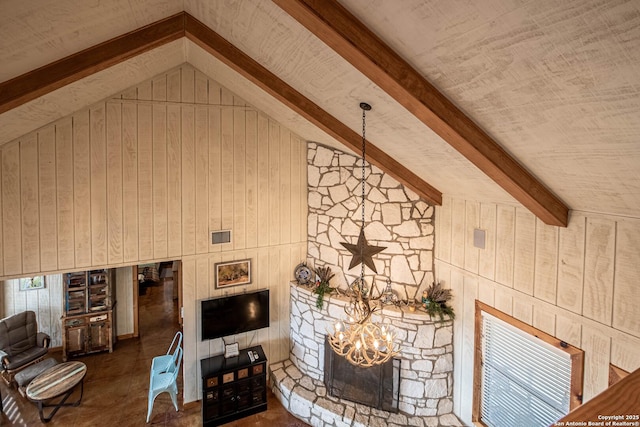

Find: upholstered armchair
[0,311,51,384]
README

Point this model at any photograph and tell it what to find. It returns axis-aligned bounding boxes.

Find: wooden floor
[0,275,308,426]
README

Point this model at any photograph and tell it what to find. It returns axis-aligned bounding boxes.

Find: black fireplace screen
[323,336,400,412]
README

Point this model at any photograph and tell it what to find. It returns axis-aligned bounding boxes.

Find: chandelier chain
[361,106,366,283]
[328,102,399,367]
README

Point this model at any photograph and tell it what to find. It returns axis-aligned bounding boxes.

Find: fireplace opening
[323,336,401,412]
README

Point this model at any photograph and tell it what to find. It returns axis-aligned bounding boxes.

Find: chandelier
[328,102,399,368]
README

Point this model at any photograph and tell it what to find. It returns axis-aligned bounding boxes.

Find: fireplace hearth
[323,336,400,412]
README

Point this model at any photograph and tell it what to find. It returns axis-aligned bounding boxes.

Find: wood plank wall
[181,243,305,403]
[0,64,308,403]
[436,195,640,424]
[1,275,64,347]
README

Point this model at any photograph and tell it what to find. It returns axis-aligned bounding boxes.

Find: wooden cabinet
[62,269,117,360]
[62,311,115,359]
[201,345,267,426]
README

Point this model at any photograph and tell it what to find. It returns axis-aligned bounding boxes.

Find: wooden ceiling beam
[184,14,442,205]
[0,13,185,114]
[0,11,441,205]
[273,0,569,226]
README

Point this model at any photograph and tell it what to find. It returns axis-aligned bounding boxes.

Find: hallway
[0,275,307,426]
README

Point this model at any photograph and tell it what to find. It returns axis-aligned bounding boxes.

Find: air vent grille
[211,230,231,245]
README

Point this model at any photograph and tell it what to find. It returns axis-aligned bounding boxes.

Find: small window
[473,301,584,427]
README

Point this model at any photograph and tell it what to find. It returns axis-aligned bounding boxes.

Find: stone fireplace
[268,284,461,427]
[267,142,460,425]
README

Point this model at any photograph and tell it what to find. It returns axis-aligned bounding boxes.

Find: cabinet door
[204,389,220,420]
[251,388,266,406]
[88,270,109,311]
[220,384,237,415]
[88,321,109,352]
[65,272,88,315]
[236,379,251,410]
[250,375,266,406]
[66,326,87,356]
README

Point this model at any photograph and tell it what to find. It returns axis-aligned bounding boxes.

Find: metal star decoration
[341,228,386,273]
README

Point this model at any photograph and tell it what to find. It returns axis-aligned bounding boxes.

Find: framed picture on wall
[215,259,252,289]
[19,276,45,291]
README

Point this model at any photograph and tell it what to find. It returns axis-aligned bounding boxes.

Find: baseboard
[117,333,135,340]
[183,401,200,410]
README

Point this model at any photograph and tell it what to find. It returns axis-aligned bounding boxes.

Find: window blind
[481,312,571,427]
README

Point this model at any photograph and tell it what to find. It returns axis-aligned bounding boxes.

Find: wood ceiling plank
[0,13,185,115]
[184,13,442,205]
[273,0,568,227]
[0,10,441,205]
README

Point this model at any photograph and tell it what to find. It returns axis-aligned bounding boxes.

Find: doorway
[132,260,182,338]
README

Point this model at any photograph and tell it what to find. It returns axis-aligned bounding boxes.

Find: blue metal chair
[151,331,182,375]
[146,346,182,423]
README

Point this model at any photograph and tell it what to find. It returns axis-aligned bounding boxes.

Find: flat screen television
[201,289,270,341]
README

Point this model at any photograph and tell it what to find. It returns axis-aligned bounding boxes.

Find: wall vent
[211,230,231,245]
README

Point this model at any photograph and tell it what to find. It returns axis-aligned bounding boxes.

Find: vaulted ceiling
[1,0,639,224]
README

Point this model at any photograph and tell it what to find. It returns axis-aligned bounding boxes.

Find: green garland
[421,282,456,320]
[422,298,456,320]
[314,281,333,309]
[312,266,335,309]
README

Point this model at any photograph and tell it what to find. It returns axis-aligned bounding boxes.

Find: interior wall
[435,195,640,424]
[115,266,134,337]
[1,274,63,346]
[0,64,308,403]
[181,242,305,403]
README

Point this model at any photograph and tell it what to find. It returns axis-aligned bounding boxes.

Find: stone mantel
[268,282,462,427]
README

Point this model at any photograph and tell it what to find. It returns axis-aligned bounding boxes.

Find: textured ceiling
[1,0,639,219]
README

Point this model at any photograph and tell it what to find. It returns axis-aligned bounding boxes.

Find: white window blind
[481,312,572,427]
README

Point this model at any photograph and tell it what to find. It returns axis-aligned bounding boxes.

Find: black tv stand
[201,345,267,426]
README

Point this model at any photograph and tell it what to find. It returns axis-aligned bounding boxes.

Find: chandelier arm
[343,304,351,317]
[370,281,384,300]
